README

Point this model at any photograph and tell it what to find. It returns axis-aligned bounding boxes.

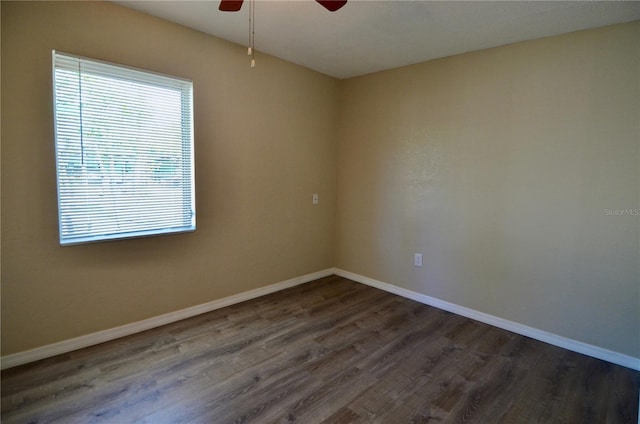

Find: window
[52,51,195,245]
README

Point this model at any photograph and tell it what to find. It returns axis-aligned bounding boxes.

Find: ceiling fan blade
[316,0,347,12]
[219,0,244,12]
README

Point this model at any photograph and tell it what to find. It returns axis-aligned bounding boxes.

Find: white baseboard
[0,268,335,370]
[4,267,638,372]
[332,268,640,371]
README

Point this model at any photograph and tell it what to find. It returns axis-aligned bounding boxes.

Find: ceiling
[115,0,640,79]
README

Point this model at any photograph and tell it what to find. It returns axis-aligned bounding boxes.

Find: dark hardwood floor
[2,275,638,423]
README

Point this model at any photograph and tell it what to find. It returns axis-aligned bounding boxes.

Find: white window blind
[52,51,195,245]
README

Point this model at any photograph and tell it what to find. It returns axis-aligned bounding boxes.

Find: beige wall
[1,1,339,355]
[336,21,640,358]
[2,1,638,361]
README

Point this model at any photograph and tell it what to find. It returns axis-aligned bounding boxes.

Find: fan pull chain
[248,0,255,67]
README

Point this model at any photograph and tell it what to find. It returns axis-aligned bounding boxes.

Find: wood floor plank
[2,276,638,423]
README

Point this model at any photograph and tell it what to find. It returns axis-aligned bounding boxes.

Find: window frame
[52,50,196,246]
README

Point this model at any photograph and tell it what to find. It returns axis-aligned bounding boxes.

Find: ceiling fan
[219,0,347,12]
[220,0,347,68]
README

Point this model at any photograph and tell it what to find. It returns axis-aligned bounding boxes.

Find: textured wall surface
[336,22,639,358]
[1,1,339,355]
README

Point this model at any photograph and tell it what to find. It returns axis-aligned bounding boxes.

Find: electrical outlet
[312,193,319,205]
[414,253,423,267]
